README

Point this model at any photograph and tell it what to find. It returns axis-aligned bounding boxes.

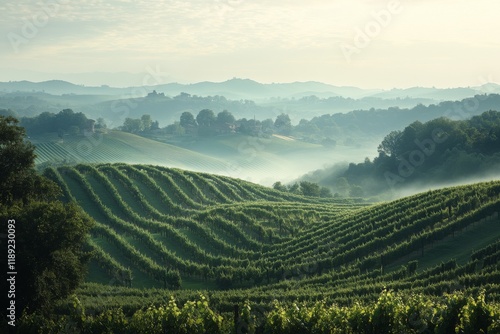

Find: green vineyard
[41,163,500,332]
[33,131,230,173]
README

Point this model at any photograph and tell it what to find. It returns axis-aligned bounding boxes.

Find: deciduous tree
[274,113,292,135]
[0,116,93,318]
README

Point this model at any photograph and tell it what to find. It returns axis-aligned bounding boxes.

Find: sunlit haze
[1,0,499,88]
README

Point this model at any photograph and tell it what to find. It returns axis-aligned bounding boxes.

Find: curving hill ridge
[33,131,230,173]
[44,163,500,312]
[45,163,358,287]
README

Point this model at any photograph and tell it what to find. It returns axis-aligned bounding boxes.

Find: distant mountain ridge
[2,78,499,101]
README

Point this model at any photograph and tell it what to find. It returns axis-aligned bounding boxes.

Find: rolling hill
[3,78,499,100]
[33,130,358,186]
[44,163,500,318]
[31,130,230,174]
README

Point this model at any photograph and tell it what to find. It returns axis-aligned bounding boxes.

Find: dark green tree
[196,109,216,127]
[180,111,196,127]
[21,111,55,135]
[377,130,402,157]
[122,118,144,133]
[0,116,56,204]
[274,113,292,135]
[288,183,300,194]
[21,109,90,136]
[237,118,261,136]
[3,202,93,314]
[55,109,86,133]
[0,116,93,318]
[300,181,321,197]
[261,118,274,135]
[272,181,288,192]
[216,110,235,125]
[216,110,235,133]
[196,109,216,136]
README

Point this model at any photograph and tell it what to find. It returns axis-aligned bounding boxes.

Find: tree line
[120,109,293,138]
[302,110,500,197]
[346,110,500,195]
[272,181,333,198]
[18,109,104,137]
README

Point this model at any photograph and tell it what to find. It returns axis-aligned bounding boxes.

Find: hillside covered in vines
[40,163,500,317]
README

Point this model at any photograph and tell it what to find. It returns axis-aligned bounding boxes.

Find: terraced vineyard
[43,163,500,331]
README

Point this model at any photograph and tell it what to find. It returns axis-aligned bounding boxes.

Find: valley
[41,163,500,329]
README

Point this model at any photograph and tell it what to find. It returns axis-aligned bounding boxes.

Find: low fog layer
[217,140,377,187]
[6,83,500,201]
[390,171,500,200]
[296,110,500,200]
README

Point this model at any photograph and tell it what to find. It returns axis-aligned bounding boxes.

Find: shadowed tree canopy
[20,109,90,136]
[122,117,144,133]
[180,111,197,128]
[377,130,402,157]
[216,110,235,133]
[216,110,235,126]
[196,109,216,136]
[4,201,93,315]
[196,109,216,127]
[120,114,158,133]
[0,116,35,186]
[274,113,292,135]
[0,116,59,204]
[300,181,321,197]
[340,110,500,196]
[0,116,93,318]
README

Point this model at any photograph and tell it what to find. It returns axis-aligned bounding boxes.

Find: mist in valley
[390,170,500,200]
[4,1,500,331]
[218,138,378,187]
[6,87,500,201]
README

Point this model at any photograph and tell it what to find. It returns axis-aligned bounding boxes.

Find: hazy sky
[1,0,499,88]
